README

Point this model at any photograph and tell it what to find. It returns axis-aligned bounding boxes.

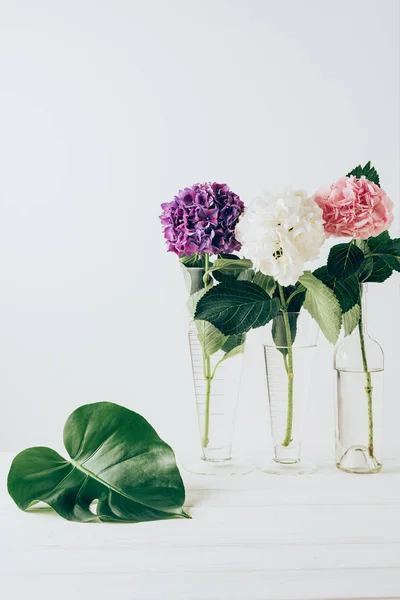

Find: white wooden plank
[1,542,400,574]
[1,504,400,547]
[184,480,400,507]
[1,570,400,600]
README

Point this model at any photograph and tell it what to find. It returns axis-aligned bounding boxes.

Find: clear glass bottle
[260,310,319,475]
[334,284,384,474]
[182,264,251,475]
[185,323,250,475]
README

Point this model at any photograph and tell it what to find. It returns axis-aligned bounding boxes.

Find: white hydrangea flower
[235,188,325,287]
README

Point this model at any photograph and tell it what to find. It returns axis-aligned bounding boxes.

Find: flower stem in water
[202,253,212,448]
[278,285,294,447]
[202,353,212,448]
[358,308,374,457]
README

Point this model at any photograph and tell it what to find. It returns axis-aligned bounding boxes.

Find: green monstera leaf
[7,402,189,523]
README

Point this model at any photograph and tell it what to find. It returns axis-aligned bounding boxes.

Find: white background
[0,0,398,464]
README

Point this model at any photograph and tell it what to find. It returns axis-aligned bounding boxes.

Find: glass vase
[260,310,319,475]
[334,284,383,474]
[185,322,250,475]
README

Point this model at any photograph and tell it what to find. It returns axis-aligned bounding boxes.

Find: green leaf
[179,253,208,268]
[218,253,240,260]
[7,402,188,523]
[347,164,363,179]
[212,254,241,283]
[367,231,392,253]
[342,304,361,337]
[364,257,393,283]
[187,283,212,316]
[209,341,246,380]
[355,239,369,253]
[196,319,228,357]
[221,343,245,361]
[186,281,228,357]
[237,268,255,282]
[189,296,229,357]
[313,266,359,312]
[206,258,253,279]
[221,333,246,353]
[271,312,299,356]
[380,254,400,272]
[363,162,380,187]
[390,238,400,256]
[347,161,380,187]
[362,232,395,282]
[270,284,306,356]
[181,265,206,295]
[365,232,400,274]
[357,257,374,282]
[299,271,342,344]
[327,243,365,280]
[287,290,306,312]
[194,280,280,336]
[274,282,306,312]
[253,271,276,296]
[270,284,306,355]
[211,333,247,377]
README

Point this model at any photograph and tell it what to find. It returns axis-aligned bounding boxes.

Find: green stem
[202,253,212,448]
[278,285,294,447]
[202,353,212,448]
[286,285,306,307]
[358,303,374,457]
[204,254,210,286]
[282,353,289,376]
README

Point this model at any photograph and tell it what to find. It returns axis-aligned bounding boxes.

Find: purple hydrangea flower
[160,182,244,256]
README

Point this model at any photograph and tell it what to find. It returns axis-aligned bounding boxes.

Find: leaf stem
[358,295,374,457]
[282,353,289,376]
[278,285,294,447]
[286,285,306,307]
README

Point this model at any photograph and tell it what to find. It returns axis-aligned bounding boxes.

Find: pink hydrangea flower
[313,176,394,239]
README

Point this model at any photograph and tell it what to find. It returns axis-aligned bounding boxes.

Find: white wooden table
[1,453,400,600]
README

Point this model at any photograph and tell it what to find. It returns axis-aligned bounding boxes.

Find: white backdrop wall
[0,0,399,463]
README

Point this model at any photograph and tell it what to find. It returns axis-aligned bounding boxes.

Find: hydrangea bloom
[235,188,325,286]
[313,176,393,239]
[160,182,244,256]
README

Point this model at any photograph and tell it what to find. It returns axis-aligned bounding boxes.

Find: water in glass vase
[260,311,319,475]
[336,368,383,474]
[184,323,251,475]
[334,284,384,474]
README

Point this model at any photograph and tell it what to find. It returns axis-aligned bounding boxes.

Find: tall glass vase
[185,322,250,475]
[334,284,383,474]
[260,311,319,475]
